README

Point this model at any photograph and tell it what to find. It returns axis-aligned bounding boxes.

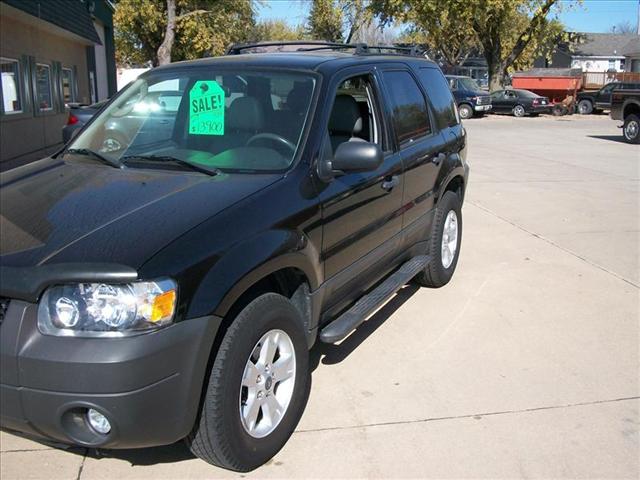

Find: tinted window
[516,89,538,98]
[418,68,459,129]
[382,71,431,145]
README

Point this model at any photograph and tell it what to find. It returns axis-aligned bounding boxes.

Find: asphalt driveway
[1,113,638,479]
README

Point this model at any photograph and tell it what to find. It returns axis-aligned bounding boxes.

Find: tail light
[532,99,540,105]
[67,113,79,125]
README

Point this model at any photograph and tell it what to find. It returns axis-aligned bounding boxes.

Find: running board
[319,255,431,344]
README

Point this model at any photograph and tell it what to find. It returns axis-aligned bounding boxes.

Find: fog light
[87,409,111,434]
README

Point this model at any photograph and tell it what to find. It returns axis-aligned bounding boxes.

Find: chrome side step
[319,255,430,344]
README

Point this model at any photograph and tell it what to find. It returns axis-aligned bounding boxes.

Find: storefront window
[62,68,75,104]
[36,63,53,111]
[1,58,22,114]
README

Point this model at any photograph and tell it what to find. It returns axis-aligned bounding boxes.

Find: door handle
[381,175,399,191]
[432,152,446,165]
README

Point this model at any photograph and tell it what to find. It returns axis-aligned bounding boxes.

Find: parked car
[63,90,183,148]
[0,42,469,472]
[577,82,640,115]
[62,100,108,143]
[445,75,492,119]
[610,87,640,143]
[489,89,552,117]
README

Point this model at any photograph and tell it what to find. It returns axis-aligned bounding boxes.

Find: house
[622,36,640,72]
[537,33,639,72]
[0,0,116,170]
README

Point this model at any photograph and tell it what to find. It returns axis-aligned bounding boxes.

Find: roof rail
[225,41,426,58]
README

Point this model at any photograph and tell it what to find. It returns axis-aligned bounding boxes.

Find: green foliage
[371,0,581,89]
[249,20,307,42]
[114,0,255,66]
[307,0,345,42]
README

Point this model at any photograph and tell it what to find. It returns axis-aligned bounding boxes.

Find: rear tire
[415,191,463,288]
[187,293,310,472]
[578,99,593,115]
[513,105,526,117]
[623,114,640,144]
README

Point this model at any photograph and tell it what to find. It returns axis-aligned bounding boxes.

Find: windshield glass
[68,69,316,172]
[457,77,482,91]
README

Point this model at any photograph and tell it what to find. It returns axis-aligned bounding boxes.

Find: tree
[372,0,479,67]
[371,0,577,90]
[249,20,307,42]
[306,0,373,43]
[610,21,636,34]
[307,0,344,41]
[114,0,255,67]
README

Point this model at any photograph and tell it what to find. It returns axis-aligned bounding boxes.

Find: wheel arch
[623,101,640,119]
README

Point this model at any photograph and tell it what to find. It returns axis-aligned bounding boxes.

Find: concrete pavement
[1,114,638,478]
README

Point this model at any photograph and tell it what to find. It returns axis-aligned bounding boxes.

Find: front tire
[187,293,310,472]
[578,99,593,115]
[415,191,463,288]
[623,114,640,144]
[458,104,473,120]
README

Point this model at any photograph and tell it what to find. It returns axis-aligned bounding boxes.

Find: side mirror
[319,141,383,180]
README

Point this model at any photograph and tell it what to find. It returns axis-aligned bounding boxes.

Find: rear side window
[418,68,459,129]
[381,71,431,145]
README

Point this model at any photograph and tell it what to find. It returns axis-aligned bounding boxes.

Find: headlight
[38,279,177,337]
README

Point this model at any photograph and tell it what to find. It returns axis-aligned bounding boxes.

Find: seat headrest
[286,81,313,114]
[227,97,265,131]
[329,94,363,135]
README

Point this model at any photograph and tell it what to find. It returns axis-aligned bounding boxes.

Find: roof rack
[225,41,426,58]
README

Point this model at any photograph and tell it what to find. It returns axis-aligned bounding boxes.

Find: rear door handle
[381,175,399,191]
[432,152,446,165]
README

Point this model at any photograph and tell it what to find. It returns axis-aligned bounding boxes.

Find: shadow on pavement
[85,441,195,465]
[587,134,628,144]
[309,283,420,370]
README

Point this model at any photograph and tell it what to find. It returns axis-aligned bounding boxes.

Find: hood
[0,157,280,269]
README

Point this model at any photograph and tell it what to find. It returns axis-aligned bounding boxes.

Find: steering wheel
[246,133,296,155]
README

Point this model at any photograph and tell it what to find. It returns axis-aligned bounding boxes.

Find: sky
[256,0,640,34]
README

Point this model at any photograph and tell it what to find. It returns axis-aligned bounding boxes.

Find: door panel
[318,69,404,289]
[320,154,404,280]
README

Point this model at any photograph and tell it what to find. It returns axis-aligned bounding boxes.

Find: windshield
[68,69,316,173]
[457,77,482,91]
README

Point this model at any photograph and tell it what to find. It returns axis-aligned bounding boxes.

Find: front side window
[1,58,22,114]
[62,68,75,103]
[36,63,53,111]
[68,69,316,173]
[325,74,380,155]
[382,70,431,145]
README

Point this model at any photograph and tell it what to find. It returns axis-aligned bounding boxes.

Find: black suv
[445,75,492,119]
[0,42,468,472]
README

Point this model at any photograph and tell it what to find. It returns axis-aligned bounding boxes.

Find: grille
[477,96,491,106]
[0,298,10,325]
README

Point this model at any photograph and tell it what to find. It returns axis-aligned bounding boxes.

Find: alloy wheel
[239,329,296,438]
[441,210,459,269]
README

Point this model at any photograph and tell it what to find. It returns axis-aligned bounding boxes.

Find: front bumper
[0,300,221,448]
[474,104,492,112]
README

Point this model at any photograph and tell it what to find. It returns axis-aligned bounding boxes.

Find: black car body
[610,88,640,143]
[489,89,552,117]
[445,75,492,119]
[577,82,640,115]
[0,43,468,471]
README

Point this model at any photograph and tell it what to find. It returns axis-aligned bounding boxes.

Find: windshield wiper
[65,148,122,169]
[121,155,221,176]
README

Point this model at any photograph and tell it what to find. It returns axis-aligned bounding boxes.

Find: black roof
[155,51,437,74]
[1,0,101,44]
